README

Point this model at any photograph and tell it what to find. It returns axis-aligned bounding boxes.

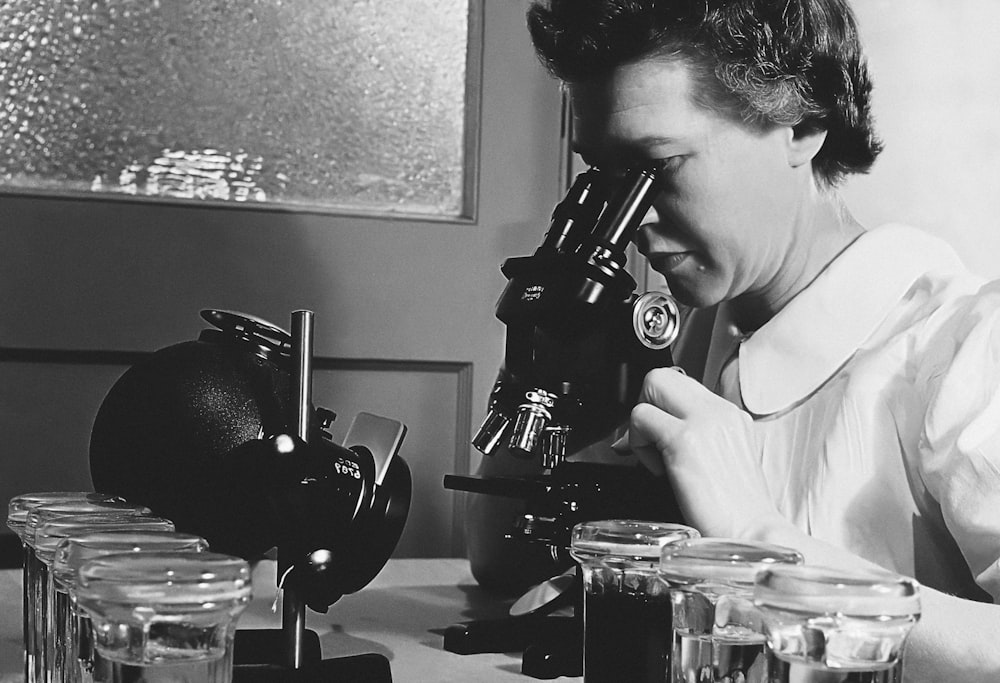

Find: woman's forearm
[902,586,1000,682]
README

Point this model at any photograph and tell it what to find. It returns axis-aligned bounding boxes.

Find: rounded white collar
[705,224,967,416]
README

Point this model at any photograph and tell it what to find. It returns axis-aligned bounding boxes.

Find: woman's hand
[614,367,784,539]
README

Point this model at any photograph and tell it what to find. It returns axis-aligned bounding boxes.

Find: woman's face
[570,57,810,309]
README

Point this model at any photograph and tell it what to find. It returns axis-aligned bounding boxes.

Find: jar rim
[27,501,151,531]
[7,492,124,534]
[52,530,205,586]
[753,564,921,617]
[570,519,700,561]
[77,551,252,607]
[659,538,804,586]
[35,517,175,564]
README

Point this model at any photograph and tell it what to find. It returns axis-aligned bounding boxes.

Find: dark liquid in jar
[583,590,672,683]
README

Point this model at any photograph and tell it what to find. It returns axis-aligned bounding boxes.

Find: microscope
[471,166,680,468]
[89,309,410,682]
[444,165,686,677]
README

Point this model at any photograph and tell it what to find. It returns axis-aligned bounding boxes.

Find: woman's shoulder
[915,276,1000,454]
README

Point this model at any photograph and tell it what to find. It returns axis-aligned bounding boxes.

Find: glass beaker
[658,538,804,683]
[76,552,252,683]
[26,501,153,683]
[753,565,921,683]
[40,519,176,683]
[570,519,700,683]
[40,521,181,683]
[53,530,208,683]
[8,492,125,683]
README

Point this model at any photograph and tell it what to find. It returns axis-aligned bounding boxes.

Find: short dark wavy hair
[527,0,882,186]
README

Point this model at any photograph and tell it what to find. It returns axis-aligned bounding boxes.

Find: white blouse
[673,224,1000,602]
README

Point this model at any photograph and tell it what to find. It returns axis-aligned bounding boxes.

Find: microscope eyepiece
[588,166,659,250]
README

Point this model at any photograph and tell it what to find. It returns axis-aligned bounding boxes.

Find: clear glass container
[76,552,252,683]
[7,493,124,541]
[570,519,700,683]
[40,523,182,683]
[754,565,921,682]
[7,492,125,683]
[53,530,208,683]
[25,501,152,683]
[659,538,804,683]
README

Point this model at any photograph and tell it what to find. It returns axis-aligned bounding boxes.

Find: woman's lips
[647,252,690,273]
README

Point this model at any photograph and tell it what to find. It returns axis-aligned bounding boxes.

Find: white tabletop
[0,559,582,683]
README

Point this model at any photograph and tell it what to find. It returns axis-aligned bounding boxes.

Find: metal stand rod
[283,309,315,670]
[292,310,314,442]
[233,308,393,682]
[281,587,308,670]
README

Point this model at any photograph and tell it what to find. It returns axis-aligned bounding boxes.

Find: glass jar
[7,492,124,544]
[53,530,208,683]
[43,520,178,683]
[659,538,804,683]
[753,565,921,682]
[570,519,700,683]
[39,522,182,683]
[76,551,252,683]
[7,492,125,683]
[24,501,152,683]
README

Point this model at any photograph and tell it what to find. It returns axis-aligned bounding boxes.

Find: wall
[843,1,1000,279]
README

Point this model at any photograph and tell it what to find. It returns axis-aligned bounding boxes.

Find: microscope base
[522,631,582,679]
[443,615,582,679]
[233,628,393,683]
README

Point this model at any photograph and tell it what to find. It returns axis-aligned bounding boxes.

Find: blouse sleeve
[919,279,1000,602]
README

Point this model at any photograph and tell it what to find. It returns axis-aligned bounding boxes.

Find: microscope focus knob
[632,291,681,350]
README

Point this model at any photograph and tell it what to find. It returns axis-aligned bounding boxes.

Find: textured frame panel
[0,1,484,222]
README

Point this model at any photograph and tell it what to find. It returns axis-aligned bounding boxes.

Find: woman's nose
[634,205,661,253]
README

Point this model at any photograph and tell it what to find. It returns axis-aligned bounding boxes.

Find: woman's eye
[654,157,683,173]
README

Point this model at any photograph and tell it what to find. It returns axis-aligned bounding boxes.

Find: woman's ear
[787,123,828,168]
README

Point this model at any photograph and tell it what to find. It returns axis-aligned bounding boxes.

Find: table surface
[0,558,582,683]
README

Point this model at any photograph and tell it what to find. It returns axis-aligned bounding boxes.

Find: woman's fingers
[626,401,684,477]
[637,366,709,418]
[616,366,784,538]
